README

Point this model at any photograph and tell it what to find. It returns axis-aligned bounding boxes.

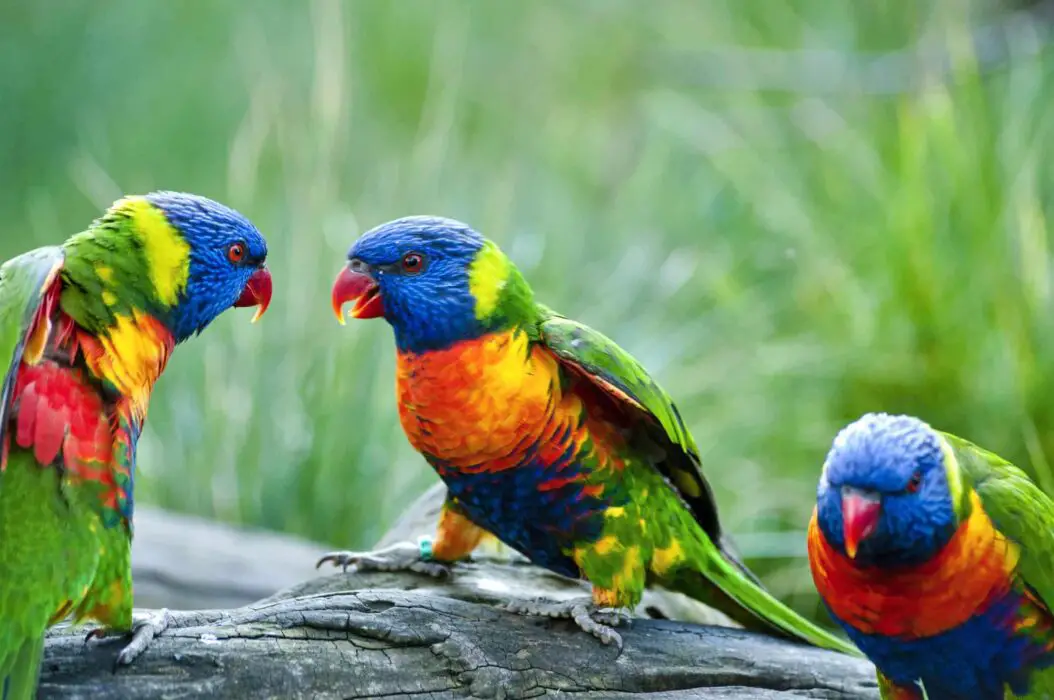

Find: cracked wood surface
[41,482,880,698]
[43,581,878,699]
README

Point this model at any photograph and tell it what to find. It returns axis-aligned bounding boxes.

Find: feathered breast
[396,327,627,479]
[3,291,172,528]
[76,309,174,422]
[807,491,1021,638]
[397,328,564,467]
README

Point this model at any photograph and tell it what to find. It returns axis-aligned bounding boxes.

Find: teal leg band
[418,536,434,561]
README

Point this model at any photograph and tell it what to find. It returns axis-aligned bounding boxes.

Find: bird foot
[316,539,451,578]
[84,608,172,671]
[501,597,630,651]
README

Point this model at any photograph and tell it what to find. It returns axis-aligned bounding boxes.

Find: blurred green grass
[2,0,1053,620]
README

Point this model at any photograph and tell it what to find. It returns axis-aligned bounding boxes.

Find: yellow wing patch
[613,545,642,590]
[110,196,190,307]
[23,313,51,366]
[672,469,702,498]
[593,535,620,556]
[468,241,511,320]
[651,538,685,576]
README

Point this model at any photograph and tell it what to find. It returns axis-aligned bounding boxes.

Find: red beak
[842,489,881,559]
[234,266,273,324]
[331,265,384,324]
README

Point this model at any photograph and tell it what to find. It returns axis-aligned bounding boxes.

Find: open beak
[331,264,384,324]
[234,266,273,324]
[841,487,881,559]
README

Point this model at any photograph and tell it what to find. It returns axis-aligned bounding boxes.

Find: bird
[808,411,1054,699]
[319,214,857,655]
[0,191,271,699]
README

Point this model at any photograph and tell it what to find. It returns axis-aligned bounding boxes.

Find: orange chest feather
[73,310,174,420]
[395,328,634,478]
[396,330,568,466]
[808,492,1020,638]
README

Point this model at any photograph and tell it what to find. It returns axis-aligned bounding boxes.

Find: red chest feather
[808,492,1019,638]
[396,330,564,466]
[2,298,173,527]
[8,360,115,486]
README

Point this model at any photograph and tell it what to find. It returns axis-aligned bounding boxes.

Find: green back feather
[59,211,170,336]
[536,306,724,544]
[0,247,66,443]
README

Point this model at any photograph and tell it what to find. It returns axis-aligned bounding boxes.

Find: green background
[2,0,1050,620]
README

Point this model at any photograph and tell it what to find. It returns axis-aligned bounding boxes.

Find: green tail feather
[669,557,862,657]
[0,635,44,700]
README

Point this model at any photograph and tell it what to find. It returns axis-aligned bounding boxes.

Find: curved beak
[841,487,881,559]
[234,266,273,324]
[331,264,384,324]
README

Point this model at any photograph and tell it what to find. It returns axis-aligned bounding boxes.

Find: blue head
[816,412,965,568]
[330,216,534,353]
[114,191,273,342]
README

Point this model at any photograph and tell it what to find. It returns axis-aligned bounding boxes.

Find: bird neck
[57,226,178,416]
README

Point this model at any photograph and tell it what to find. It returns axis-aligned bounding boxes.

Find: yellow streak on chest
[81,311,171,419]
[396,330,572,464]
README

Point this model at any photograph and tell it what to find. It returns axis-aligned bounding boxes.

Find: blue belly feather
[432,448,620,579]
[834,590,1054,699]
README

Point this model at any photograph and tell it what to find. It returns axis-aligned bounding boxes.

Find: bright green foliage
[4,1,1054,633]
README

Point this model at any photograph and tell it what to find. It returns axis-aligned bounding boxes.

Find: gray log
[41,484,880,698]
[129,506,330,610]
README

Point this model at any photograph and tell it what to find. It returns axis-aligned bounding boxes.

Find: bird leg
[84,608,174,670]
[317,501,486,578]
[501,594,631,651]
[316,539,453,578]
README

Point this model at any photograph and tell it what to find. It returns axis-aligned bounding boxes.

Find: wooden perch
[42,483,880,698]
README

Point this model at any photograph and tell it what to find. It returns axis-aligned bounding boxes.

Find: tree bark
[42,484,880,699]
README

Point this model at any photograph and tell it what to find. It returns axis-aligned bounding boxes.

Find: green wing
[942,431,1054,611]
[537,308,725,547]
[0,247,66,464]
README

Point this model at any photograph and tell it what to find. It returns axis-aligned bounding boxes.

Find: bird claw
[83,627,109,644]
[501,597,629,652]
[85,608,172,672]
[590,606,633,628]
[315,541,452,578]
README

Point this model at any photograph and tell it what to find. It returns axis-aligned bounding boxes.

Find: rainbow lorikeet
[320,215,858,655]
[808,412,1054,699]
[0,192,271,699]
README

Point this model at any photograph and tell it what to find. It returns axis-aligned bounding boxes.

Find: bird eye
[906,471,923,493]
[227,242,247,264]
[401,252,425,274]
